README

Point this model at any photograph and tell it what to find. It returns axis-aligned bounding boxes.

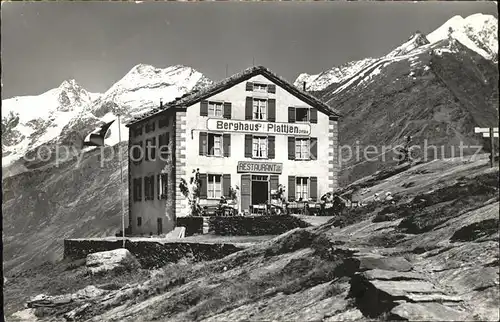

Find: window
[133,125,143,138]
[144,175,155,200]
[253,83,267,92]
[296,177,309,201]
[208,133,223,157]
[137,217,142,227]
[207,174,222,199]
[252,136,268,159]
[145,121,156,133]
[158,132,170,160]
[159,116,169,128]
[295,108,310,122]
[253,99,267,120]
[208,101,223,117]
[133,178,142,202]
[145,137,157,161]
[158,173,168,199]
[295,138,310,160]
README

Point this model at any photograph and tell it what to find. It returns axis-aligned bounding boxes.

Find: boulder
[352,255,413,272]
[390,302,468,321]
[86,248,141,275]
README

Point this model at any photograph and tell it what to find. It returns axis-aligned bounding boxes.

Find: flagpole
[117,114,126,248]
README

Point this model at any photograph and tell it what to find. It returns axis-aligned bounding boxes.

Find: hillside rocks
[86,249,141,275]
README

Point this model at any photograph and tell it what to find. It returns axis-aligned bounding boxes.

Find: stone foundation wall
[208,215,311,236]
[64,239,243,269]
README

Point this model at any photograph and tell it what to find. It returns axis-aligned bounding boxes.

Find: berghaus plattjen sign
[206,118,311,136]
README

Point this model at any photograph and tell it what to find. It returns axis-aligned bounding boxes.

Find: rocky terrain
[5,155,499,321]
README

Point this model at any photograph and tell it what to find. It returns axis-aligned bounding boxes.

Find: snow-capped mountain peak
[55,79,94,112]
[89,64,213,119]
[294,14,497,92]
[2,64,213,171]
[427,13,498,61]
[386,32,430,58]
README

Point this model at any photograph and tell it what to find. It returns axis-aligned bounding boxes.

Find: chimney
[303,82,307,91]
[160,99,163,108]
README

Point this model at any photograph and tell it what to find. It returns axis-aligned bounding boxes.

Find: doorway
[251,175,269,205]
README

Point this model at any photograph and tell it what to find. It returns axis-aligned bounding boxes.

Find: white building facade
[126,66,340,236]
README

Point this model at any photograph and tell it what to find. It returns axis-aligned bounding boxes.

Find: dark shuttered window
[244,134,253,158]
[310,137,318,160]
[288,176,296,201]
[288,137,295,160]
[223,134,231,157]
[223,102,232,119]
[310,108,318,124]
[268,99,276,122]
[310,177,318,201]
[288,107,296,123]
[245,97,253,120]
[223,174,231,198]
[199,173,208,199]
[268,136,275,159]
[200,100,208,116]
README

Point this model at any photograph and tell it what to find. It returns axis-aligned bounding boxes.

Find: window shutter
[240,174,251,212]
[288,176,296,201]
[288,107,296,123]
[223,102,232,119]
[162,174,168,199]
[246,82,253,91]
[143,177,148,200]
[268,136,275,159]
[151,175,155,201]
[270,175,279,192]
[245,134,252,158]
[245,97,253,120]
[199,173,208,199]
[310,108,318,124]
[310,137,318,160]
[310,177,318,201]
[223,134,231,157]
[288,137,295,160]
[157,174,161,199]
[138,178,142,201]
[267,84,276,94]
[223,174,231,198]
[200,100,208,116]
[199,132,207,156]
[268,99,276,122]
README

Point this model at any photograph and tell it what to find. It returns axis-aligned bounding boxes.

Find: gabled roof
[126,65,341,126]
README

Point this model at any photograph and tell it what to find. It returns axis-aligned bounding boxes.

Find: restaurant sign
[207,118,311,136]
[237,161,283,174]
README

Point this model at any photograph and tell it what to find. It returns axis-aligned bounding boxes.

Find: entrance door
[251,175,269,205]
[157,218,163,235]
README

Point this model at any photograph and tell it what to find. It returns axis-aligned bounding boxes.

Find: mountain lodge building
[126,66,340,236]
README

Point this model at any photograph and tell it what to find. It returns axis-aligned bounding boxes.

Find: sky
[1,1,497,99]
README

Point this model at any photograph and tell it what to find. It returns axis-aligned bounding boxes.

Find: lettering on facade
[237,161,283,174]
[207,119,311,136]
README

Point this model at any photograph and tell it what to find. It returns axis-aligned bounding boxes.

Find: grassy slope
[5,155,499,321]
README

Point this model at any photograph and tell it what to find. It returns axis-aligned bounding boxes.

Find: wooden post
[117,115,126,248]
[490,127,495,168]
